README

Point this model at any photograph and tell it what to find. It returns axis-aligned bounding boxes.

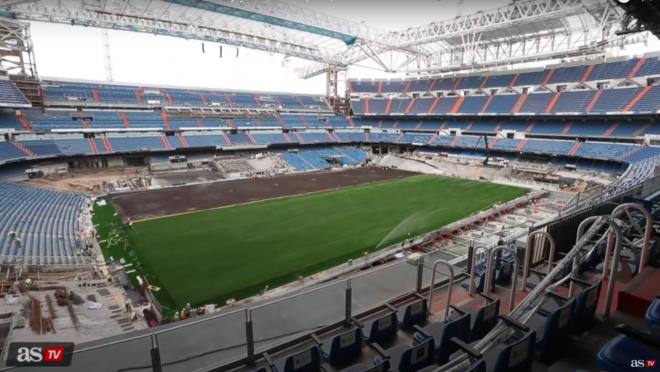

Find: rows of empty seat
[351,86,660,116]
[0,184,86,265]
[0,129,657,166]
[2,109,657,142]
[0,110,356,132]
[0,79,30,108]
[281,148,369,171]
[348,56,660,93]
[352,118,657,138]
[41,80,330,111]
[0,138,25,164]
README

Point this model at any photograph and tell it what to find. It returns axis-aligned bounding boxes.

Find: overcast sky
[27,0,660,95]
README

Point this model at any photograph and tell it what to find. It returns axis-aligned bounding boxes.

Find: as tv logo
[6,342,73,367]
[631,359,657,368]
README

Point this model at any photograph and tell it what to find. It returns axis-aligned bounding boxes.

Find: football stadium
[0,0,659,371]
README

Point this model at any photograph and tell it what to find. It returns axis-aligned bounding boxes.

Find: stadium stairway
[568,142,582,156]
[101,136,113,153]
[119,112,131,128]
[625,86,653,112]
[11,141,34,157]
[161,112,173,130]
[603,122,619,137]
[176,133,189,148]
[87,137,100,154]
[16,112,33,131]
[222,132,233,146]
[293,132,305,144]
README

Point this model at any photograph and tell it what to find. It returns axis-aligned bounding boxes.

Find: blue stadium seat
[525,294,576,362]
[314,328,363,366]
[397,297,428,329]
[484,327,536,372]
[483,74,514,88]
[597,334,660,372]
[0,141,27,164]
[377,337,434,372]
[645,297,660,330]
[460,258,493,294]
[515,70,546,86]
[361,311,398,345]
[413,307,471,364]
[264,346,322,372]
[464,294,501,341]
[570,278,601,334]
[0,184,85,265]
[452,316,535,372]
[0,80,30,107]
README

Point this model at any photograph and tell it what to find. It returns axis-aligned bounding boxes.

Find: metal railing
[0,160,655,372]
[561,155,660,215]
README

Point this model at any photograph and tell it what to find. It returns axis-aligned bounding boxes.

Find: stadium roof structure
[0,0,651,79]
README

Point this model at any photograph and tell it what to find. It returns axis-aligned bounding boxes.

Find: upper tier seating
[576,142,637,159]
[41,81,330,111]
[0,80,30,108]
[590,87,641,113]
[1,112,657,166]
[108,135,167,153]
[0,111,22,130]
[348,56,660,94]
[1,110,360,132]
[519,92,553,113]
[253,132,288,145]
[551,90,595,113]
[351,86,660,116]
[334,131,364,143]
[0,139,25,164]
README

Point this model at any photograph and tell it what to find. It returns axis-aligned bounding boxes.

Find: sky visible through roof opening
[28,0,659,95]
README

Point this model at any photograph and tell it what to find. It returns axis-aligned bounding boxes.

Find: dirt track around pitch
[110,167,418,221]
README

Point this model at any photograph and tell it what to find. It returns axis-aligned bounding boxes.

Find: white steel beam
[299,0,635,78]
[385,0,608,47]
[4,0,345,64]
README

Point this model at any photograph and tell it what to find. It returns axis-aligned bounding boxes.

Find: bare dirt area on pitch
[110,167,418,221]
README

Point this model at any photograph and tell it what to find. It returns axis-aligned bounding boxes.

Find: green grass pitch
[94,175,527,310]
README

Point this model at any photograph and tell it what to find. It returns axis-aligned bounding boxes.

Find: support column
[150,334,162,372]
[326,66,348,114]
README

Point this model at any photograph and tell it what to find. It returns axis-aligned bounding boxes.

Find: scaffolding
[0,17,37,79]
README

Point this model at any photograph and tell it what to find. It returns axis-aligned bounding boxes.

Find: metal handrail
[468,245,488,296]
[428,259,455,320]
[484,245,519,313]
[522,230,556,290]
[611,202,653,274]
[574,215,623,318]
